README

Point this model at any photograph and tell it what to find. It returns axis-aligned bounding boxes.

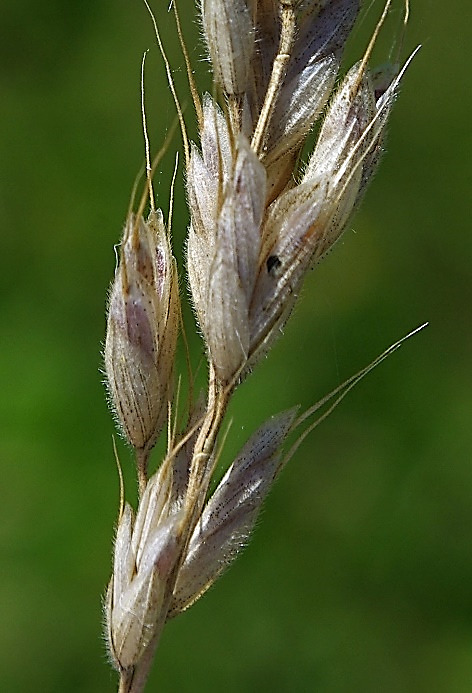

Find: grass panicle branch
[101,1,419,690]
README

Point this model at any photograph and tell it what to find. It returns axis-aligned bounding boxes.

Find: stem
[184,377,229,521]
[251,0,296,156]
[228,95,242,137]
[135,448,149,499]
[118,670,135,693]
[117,373,230,693]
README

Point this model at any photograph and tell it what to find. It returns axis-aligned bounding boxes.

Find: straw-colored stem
[251,0,296,156]
[135,448,149,499]
[185,375,230,522]
[117,374,230,693]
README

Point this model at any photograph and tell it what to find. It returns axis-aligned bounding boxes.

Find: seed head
[187,0,410,379]
[103,1,417,684]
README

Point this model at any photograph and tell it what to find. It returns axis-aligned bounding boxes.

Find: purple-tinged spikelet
[105,211,178,451]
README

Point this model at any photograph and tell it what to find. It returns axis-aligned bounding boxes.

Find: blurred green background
[1,0,471,691]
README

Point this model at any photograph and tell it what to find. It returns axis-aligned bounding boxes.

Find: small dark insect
[266,255,282,276]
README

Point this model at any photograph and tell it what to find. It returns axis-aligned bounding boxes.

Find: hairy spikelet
[105,211,178,452]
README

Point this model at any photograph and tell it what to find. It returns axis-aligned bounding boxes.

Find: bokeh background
[1,1,471,691]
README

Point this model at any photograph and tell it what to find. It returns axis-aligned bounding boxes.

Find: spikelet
[168,407,298,617]
[106,462,183,670]
[105,210,178,451]
[202,0,255,95]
